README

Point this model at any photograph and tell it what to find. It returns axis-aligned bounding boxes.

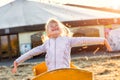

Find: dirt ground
[0,52,120,80]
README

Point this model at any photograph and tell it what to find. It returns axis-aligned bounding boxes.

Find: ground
[0,51,120,80]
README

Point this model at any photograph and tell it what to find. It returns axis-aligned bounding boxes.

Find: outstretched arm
[12,43,46,73]
[69,37,112,51]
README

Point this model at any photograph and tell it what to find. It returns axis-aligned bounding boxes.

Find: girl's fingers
[12,68,17,73]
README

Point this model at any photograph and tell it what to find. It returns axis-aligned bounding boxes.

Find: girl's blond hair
[41,18,73,42]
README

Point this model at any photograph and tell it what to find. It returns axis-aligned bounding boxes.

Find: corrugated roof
[0,0,120,29]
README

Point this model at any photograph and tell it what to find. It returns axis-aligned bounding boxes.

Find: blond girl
[12,18,112,73]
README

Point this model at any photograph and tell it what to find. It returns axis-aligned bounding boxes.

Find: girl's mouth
[52,28,59,31]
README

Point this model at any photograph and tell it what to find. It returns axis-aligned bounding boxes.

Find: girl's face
[47,22,62,38]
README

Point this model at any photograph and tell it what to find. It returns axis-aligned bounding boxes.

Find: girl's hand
[12,67,17,73]
[12,61,18,73]
[104,39,112,52]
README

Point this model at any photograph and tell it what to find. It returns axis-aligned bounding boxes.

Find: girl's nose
[52,25,57,29]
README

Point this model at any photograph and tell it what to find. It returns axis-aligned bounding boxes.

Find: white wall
[19,31,39,44]
[18,31,40,54]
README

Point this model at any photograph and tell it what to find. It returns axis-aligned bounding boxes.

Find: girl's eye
[55,25,58,27]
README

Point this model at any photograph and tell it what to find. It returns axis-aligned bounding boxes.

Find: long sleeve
[15,43,46,64]
[69,37,105,47]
